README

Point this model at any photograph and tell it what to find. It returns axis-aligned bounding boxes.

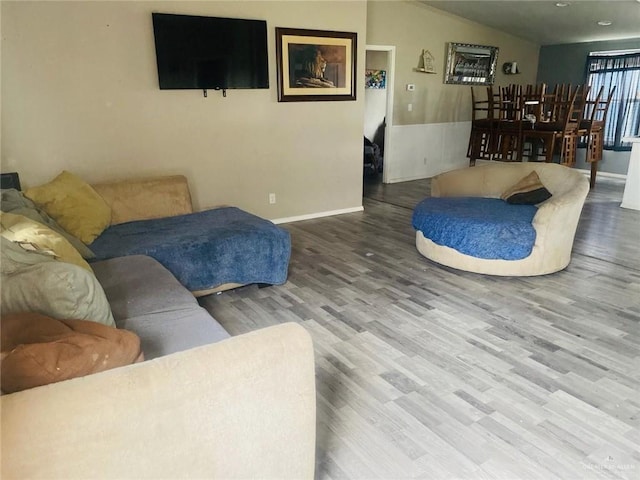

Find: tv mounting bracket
[203,88,227,98]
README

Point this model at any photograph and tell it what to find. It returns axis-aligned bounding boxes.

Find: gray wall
[537,38,640,176]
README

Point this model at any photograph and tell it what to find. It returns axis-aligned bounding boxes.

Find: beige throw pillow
[0,212,91,271]
[501,171,552,205]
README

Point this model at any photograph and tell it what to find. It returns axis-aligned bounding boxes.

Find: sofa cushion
[92,175,193,225]
[1,260,115,327]
[0,212,91,271]
[1,188,95,259]
[91,255,229,360]
[1,312,142,393]
[91,255,204,319]
[501,171,552,205]
[118,308,229,361]
[25,170,111,245]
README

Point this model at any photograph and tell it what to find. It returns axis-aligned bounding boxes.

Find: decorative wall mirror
[444,43,499,85]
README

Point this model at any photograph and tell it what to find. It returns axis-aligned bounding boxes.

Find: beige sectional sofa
[2,323,317,479]
[1,174,316,478]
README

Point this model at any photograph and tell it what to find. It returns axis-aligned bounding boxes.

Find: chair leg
[545,136,556,163]
[590,161,598,189]
[583,129,603,187]
[560,134,578,167]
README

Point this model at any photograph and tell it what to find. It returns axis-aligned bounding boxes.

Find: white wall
[367,1,540,181]
[364,50,387,141]
[1,1,367,221]
[386,122,471,182]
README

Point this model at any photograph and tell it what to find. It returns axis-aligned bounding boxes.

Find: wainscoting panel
[386,122,471,183]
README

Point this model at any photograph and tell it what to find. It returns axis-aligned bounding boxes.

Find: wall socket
[269,193,276,204]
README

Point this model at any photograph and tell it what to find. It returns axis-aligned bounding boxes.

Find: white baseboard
[272,206,364,225]
[386,173,432,183]
[574,168,627,180]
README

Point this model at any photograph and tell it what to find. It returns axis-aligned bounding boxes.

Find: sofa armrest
[92,175,193,225]
[1,323,316,479]
[531,179,589,261]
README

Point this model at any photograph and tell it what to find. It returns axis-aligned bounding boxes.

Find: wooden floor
[200,173,640,479]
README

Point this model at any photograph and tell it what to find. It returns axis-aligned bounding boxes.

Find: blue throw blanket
[412,197,537,260]
[91,207,291,291]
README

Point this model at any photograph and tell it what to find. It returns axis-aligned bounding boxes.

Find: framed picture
[365,69,386,89]
[444,43,499,85]
[275,27,357,102]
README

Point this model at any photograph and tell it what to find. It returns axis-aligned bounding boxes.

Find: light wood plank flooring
[200,174,639,479]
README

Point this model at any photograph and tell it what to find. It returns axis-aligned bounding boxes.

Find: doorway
[363,45,395,187]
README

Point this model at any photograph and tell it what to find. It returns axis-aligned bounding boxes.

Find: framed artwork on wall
[365,69,386,89]
[444,43,499,85]
[275,27,357,102]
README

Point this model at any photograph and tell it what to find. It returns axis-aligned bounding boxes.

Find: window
[586,51,640,150]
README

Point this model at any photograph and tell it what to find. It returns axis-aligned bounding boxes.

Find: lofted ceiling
[420,0,640,46]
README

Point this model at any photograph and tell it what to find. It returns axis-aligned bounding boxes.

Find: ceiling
[420,0,640,46]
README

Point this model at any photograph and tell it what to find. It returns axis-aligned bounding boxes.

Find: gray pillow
[0,236,56,274]
[1,188,95,259]
[1,249,115,327]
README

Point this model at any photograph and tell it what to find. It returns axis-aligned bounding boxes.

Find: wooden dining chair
[521,86,581,164]
[519,83,547,159]
[496,83,547,162]
[468,86,499,165]
[580,85,616,187]
[494,84,525,161]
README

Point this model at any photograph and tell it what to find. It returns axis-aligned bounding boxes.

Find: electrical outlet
[269,193,276,204]
[408,103,413,112]
[423,157,427,165]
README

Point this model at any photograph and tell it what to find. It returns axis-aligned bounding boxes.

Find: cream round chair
[416,162,589,276]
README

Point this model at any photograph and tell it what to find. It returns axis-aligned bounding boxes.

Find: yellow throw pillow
[0,212,91,271]
[25,171,111,244]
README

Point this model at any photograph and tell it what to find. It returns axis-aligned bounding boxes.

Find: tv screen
[152,13,269,90]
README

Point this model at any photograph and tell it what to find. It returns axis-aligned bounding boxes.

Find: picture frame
[444,43,499,86]
[275,27,357,102]
[365,69,386,89]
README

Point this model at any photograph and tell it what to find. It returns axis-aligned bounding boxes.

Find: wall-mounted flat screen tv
[152,13,269,91]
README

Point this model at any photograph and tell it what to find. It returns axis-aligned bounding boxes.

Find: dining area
[467,83,615,188]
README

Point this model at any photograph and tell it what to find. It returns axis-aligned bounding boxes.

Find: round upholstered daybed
[414,162,589,276]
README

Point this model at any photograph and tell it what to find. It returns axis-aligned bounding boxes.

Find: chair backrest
[498,84,523,121]
[545,83,576,122]
[552,87,580,134]
[470,86,493,121]
[583,85,605,124]
[566,84,591,130]
[522,83,546,120]
[593,86,616,124]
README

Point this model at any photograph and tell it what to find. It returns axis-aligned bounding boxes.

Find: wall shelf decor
[502,62,520,75]
[414,49,437,74]
[444,43,499,85]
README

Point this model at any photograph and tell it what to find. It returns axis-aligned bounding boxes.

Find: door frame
[365,45,395,184]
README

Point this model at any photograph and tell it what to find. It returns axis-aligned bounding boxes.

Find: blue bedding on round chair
[412,197,538,260]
